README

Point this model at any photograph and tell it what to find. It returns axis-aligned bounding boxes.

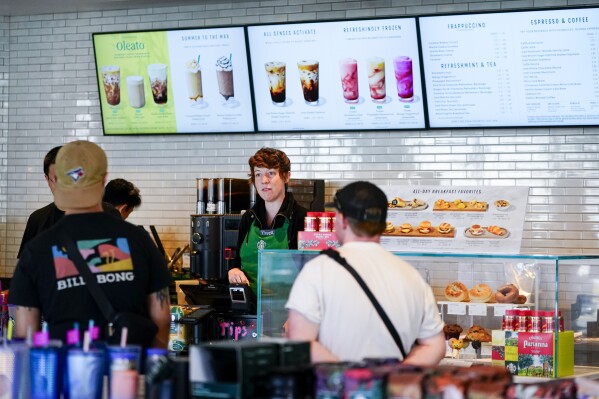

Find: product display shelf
[257,250,599,375]
[439,358,599,382]
[436,301,534,319]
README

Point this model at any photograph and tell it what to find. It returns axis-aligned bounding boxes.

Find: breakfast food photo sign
[379,185,529,254]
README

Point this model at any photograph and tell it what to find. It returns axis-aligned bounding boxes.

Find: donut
[469,284,494,303]
[495,284,519,303]
[515,295,527,304]
[445,282,469,302]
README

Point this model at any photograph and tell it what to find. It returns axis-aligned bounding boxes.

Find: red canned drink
[304,217,317,232]
[540,310,556,333]
[516,309,528,332]
[319,216,332,232]
[503,309,515,331]
[327,212,336,231]
[528,310,541,333]
[304,212,320,232]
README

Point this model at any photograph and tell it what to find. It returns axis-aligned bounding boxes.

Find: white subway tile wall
[2,0,599,279]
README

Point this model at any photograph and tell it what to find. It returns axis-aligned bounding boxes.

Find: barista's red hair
[249,147,291,183]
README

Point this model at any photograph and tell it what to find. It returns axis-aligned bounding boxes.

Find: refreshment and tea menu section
[247,18,425,131]
[93,27,254,135]
[379,185,529,254]
[420,8,599,128]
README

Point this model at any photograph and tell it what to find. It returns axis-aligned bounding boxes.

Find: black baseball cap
[326,181,388,223]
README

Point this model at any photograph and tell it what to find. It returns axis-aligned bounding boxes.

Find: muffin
[443,323,463,340]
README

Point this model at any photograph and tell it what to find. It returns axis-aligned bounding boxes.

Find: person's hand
[281,320,289,337]
[228,268,250,285]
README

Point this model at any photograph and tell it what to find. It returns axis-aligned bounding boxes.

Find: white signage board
[380,185,529,254]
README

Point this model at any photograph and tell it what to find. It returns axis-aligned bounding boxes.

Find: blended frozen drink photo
[126,76,145,108]
[185,58,203,105]
[216,55,234,104]
[101,65,120,106]
[265,61,286,105]
[367,57,386,102]
[147,64,168,105]
[339,58,359,103]
[393,56,414,102]
[297,60,319,105]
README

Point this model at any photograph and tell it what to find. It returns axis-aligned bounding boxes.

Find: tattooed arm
[147,287,171,349]
[13,306,41,339]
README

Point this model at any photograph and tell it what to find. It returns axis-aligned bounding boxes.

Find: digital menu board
[247,18,425,131]
[420,8,599,128]
[93,27,255,135]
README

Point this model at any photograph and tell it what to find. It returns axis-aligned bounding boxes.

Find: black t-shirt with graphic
[9,212,172,342]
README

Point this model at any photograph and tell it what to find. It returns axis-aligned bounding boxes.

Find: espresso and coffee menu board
[247,18,425,131]
[420,8,599,128]
[93,27,254,135]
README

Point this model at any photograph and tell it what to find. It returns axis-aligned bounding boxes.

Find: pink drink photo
[339,58,359,103]
[367,57,385,102]
[393,56,414,102]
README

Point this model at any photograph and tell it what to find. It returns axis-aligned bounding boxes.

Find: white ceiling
[0,0,216,17]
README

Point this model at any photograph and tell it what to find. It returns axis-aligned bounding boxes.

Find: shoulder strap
[59,231,116,321]
[320,248,408,360]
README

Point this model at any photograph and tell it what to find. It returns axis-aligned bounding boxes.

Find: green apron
[240,218,290,291]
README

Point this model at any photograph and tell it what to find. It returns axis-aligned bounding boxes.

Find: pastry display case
[257,250,599,377]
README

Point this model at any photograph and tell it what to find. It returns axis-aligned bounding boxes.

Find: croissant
[487,225,504,235]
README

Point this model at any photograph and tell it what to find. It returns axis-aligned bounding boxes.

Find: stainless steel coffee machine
[190,213,241,282]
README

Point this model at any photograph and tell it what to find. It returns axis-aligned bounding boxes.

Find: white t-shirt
[286,241,443,362]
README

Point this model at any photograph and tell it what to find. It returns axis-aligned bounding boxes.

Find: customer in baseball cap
[53,140,108,210]
[287,180,445,364]
[9,140,172,349]
[327,181,387,222]
[17,144,121,259]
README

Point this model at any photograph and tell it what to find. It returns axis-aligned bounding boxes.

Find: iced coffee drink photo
[216,55,236,107]
[297,60,319,105]
[147,64,168,105]
[265,61,286,106]
[367,57,386,103]
[186,58,207,108]
[126,76,145,109]
[393,56,414,102]
[339,58,359,103]
[101,66,120,106]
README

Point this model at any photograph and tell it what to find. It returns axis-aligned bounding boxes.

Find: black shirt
[9,212,172,342]
[18,202,120,258]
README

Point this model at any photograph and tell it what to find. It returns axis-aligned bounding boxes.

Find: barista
[228,147,307,293]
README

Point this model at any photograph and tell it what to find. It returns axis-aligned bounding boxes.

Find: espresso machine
[190,178,250,284]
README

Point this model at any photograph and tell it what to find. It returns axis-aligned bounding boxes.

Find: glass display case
[257,250,599,373]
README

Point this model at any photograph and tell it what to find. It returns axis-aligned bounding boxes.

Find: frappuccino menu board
[247,18,425,131]
[93,27,254,134]
[379,185,529,255]
[420,8,599,128]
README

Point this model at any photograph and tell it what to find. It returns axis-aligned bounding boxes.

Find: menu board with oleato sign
[420,8,599,128]
[93,27,254,135]
[247,18,425,131]
[379,185,529,255]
